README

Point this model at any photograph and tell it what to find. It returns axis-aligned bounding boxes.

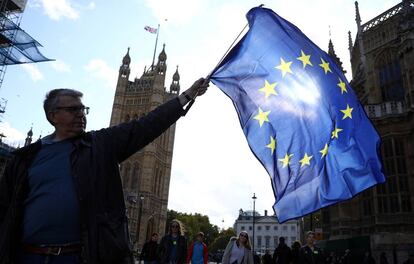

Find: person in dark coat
[140,233,159,264]
[158,220,188,264]
[261,251,272,264]
[0,79,208,264]
[273,237,292,264]
[298,231,324,264]
[291,241,301,264]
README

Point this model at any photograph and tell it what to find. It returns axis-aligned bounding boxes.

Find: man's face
[151,234,158,242]
[307,233,315,246]
[196,235,204,242]
[49,95,87,137]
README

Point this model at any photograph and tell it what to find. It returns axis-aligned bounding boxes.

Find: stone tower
[109,45,180,249]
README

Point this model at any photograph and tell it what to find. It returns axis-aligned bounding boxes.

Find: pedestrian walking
[273,237,292,264]
[221,231,254,264]
[141,233,159,264]
[261,251,272,264]
[298,231,324,264]
[186,232,208,264]
[291,241,301,264]
[158,220,188,264]
[0,79,208,264]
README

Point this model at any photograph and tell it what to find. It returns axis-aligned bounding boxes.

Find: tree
[209,228,236,253]
[166,210,220,246]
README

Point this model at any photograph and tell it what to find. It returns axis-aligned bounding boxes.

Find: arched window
[376,50,404,101]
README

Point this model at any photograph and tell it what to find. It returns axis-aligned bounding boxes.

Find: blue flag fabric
[210,7,385,223]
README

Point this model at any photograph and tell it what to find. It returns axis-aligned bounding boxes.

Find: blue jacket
[0,98,185,264]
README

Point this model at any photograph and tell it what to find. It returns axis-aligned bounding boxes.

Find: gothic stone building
[110,45,181,249]
[316,1,414,262]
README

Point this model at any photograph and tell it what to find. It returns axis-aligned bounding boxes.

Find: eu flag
[210,7,385,222]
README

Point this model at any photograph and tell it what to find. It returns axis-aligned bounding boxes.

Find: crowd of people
[140,225,410,264]
[140,220,208,264]
[140,225,359,264]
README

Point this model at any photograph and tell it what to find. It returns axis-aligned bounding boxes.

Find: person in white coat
[222,231,254,264]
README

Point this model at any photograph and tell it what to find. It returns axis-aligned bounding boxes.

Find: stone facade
[316,1,414,263]
[109,46,181,250]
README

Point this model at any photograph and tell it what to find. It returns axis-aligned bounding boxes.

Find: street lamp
[252,193,257,254]
[136,194,144,248]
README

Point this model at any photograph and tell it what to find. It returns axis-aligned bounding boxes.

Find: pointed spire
[24,127,33,146]
[122,47,131,65]
[119,47,131,78]
[158,43,167,62]
[170,65,180,94]
[348,31,353,55]
[355,1,362,31]
[156,44,167,74]
[173,65,180,81]
[328,38,346,74]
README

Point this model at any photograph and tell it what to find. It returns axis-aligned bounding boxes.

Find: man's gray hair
[44,88,83,124]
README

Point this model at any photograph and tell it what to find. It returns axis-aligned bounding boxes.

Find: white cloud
[50,59,71,73]
[21,64,43,82]
[39,0,79,20]
[0,122,26,146]
[84,59,117,88]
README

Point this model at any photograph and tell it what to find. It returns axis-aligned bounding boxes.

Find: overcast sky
[0,0,400,228]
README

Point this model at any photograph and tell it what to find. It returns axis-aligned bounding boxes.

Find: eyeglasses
[55,106,90,115]
[239,234,248,238]
[171,225,179,228]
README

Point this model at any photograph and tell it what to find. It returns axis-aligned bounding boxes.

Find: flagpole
[206,4,264,80]
[151,24,160,70]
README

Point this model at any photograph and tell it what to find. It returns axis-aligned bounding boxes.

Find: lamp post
[136,194,144,249]
[252,193,257,254]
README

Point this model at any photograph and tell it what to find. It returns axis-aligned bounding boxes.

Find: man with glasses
[0,78,208,264]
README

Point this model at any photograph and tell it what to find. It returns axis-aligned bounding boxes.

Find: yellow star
[266,136,276,155]
[253,107,271,127]
[319,143,329,158]
[331,127,343,139]
[275,58,293,77]
[340,104,353,120]
[337,78,348,94]
[259,80,278,99]
[299,153,313,167]
[279,153,293,168]
[297,50,313,69]
[319,58,332,74]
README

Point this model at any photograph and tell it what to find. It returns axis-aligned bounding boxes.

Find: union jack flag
[144,26,157,34]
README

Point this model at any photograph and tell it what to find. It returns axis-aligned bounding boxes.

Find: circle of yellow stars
[251,49,354,170]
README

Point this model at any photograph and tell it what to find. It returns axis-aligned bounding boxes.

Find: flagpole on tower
[151,24,160,70]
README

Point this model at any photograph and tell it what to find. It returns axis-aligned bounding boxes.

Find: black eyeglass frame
[54,106,90,115]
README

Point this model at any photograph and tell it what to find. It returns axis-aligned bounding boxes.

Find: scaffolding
[0,0,50,122]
